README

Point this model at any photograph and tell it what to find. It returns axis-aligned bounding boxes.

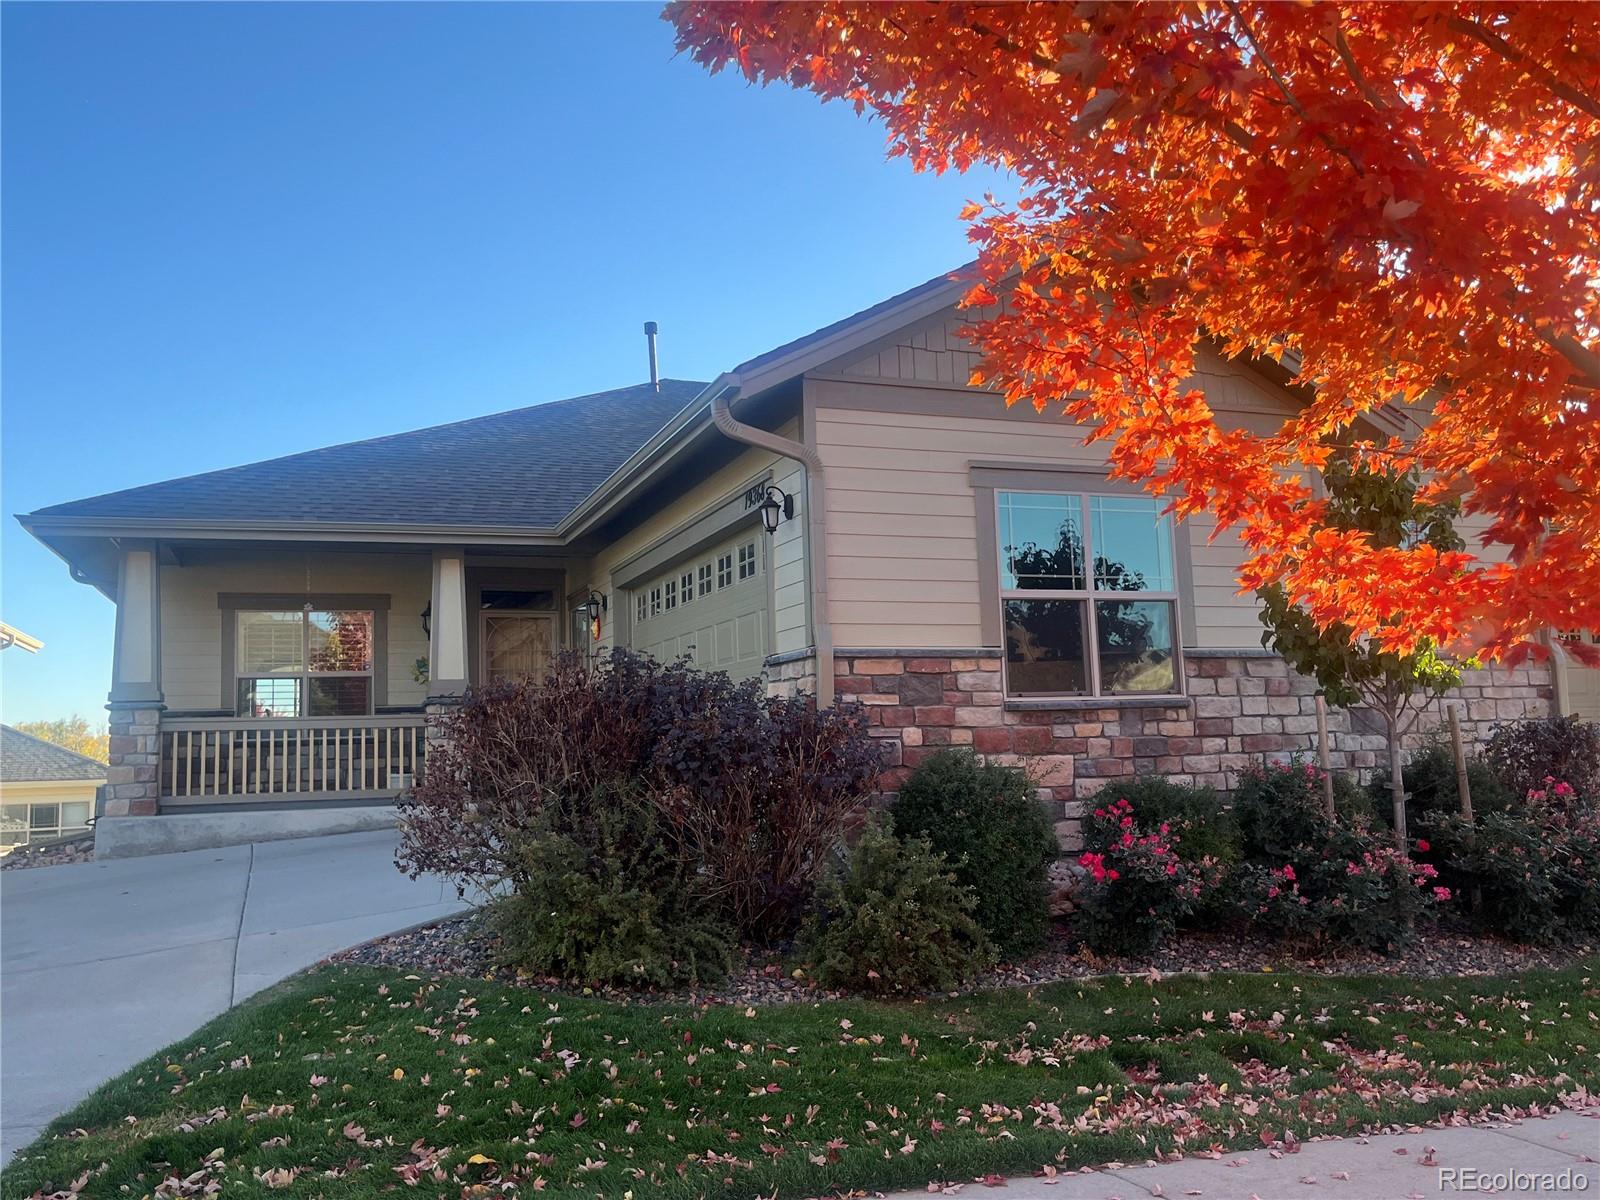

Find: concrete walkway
[885,1110,1599,1199]
[0,829,468,1161]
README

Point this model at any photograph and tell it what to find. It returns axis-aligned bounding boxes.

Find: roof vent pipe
[644,321,660,391]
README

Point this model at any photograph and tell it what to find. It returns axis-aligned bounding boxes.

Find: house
[19,269,1596,856]
[0,725,104,854]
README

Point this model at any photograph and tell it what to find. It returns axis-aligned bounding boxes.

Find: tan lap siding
[810,345,1304,653]
[159,549,432,711]
[573,423,810,660]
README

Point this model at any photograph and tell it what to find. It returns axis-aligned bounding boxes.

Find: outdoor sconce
[585,591,607,623]
[420,604,431,639]
[757,485,795,535]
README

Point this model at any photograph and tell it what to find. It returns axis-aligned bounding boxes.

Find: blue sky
[0,2,1013,725]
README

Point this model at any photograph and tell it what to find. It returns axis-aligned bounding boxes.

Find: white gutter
[709,379,835,707]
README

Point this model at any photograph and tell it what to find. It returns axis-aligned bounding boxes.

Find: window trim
[218,594,389,716]
[982,475,1190,701]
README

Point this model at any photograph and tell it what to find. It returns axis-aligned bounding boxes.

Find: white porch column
[428,548,469,698]
[109,541,162,706]
[105,540,163,818]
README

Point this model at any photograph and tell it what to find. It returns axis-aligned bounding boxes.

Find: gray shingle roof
[1,725,107,783]
[29,379,708,529]
[731,265,972,377]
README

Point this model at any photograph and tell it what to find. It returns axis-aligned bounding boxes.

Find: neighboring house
[0,725,104,853]
[18,269,1597,852]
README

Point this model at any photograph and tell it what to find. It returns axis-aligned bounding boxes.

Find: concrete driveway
[1,829,469,1161]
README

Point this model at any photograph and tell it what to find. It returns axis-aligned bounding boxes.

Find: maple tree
[667,2,1600,666]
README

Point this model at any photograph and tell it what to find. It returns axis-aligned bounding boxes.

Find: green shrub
[803,819,992,993]
[1075,794,1226,955]
[1233,760,1446,952]
[1421,798,1600,943]
[1485,715,1600,802]
[891,749,1058,957]
[1369,738,1512,821]
[1088,776,1239,865]
[491,782,735,988]
[1233,757,1370,859]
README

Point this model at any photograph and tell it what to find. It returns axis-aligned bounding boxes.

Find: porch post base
[104,700,165,818]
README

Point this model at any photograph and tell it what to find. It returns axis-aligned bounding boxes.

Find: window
[698,562,713,596]
[680,571,695,604]
[664,579,677,611]
[737,540,758,581]
[636,593,648,624]
[235,609,374,717]
[997,491,1179,698]
[650,586,662,617]
[717,553,733,589]
[1,799,93,853]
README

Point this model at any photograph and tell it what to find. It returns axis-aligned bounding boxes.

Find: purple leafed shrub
[396,650,882,944]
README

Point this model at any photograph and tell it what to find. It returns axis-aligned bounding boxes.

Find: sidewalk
[0,829,468,1161]
[885,1111,1599,1199]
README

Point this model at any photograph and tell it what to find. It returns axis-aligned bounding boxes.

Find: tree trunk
[1384,707,1408,853]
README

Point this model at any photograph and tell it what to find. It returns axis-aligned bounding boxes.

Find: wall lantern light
[420,604,432,639]
[757,485,795,535]
[585,592,608,623]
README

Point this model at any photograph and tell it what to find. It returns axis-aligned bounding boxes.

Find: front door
[481,612,555,685]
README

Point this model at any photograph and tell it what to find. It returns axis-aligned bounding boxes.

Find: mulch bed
[0,833,96,871]
[332,907,1595,1007]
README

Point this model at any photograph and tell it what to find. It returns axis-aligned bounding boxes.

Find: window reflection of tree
[308,611,373,673]
[1004,520,1165,691]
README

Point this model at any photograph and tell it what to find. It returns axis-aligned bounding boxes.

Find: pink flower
[1166,862,1178,876]
[1554,781,1575,797]
[1281,864,1296,882]
[1433,887,1452,901]
[1106,868,1120,882]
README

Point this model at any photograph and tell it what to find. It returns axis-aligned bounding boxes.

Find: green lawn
[6,962,1597,1199]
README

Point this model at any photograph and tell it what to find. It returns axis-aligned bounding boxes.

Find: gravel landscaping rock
[332,907,1594,1006]
[0,833,95,871]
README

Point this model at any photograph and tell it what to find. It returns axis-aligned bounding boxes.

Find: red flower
[1415,839,1430,852]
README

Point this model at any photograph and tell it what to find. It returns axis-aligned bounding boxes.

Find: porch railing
[159,715,427,806]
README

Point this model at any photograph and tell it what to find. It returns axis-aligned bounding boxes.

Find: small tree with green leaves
[1258,459,1475,851]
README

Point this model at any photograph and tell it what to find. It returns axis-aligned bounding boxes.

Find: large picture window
[997,491,1180,698]
[235,609,375,717]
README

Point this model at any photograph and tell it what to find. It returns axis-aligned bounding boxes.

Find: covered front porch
[94,540,596,816]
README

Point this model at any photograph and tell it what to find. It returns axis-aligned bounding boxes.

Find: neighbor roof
[27,380,708,530]
[1,725,108,783]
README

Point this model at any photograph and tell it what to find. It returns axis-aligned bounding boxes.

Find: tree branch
[1223,0,1366,176]
[1446,15,1600,121]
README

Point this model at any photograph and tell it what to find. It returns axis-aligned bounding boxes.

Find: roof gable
[28,380,707,530]
[1,725,107,782]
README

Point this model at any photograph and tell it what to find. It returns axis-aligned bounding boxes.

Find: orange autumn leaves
[667,1,1600,664]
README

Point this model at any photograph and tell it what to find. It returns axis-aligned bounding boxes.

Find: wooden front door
[481,613,555,685]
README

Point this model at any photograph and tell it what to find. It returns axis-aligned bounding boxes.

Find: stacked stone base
[104,704,163,817]
[823,649,1553,851]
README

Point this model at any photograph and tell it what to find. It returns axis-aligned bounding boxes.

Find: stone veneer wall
[819,650,1553,851]
[104,705,163,816]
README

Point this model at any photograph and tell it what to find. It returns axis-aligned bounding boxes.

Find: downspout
[709,380,835,706]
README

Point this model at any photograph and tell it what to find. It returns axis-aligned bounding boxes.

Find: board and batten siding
[811,321,1305,652]
[575,424,811,660]
[158,549,432,712]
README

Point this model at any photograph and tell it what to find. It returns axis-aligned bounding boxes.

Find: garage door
[630,528,767,682]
